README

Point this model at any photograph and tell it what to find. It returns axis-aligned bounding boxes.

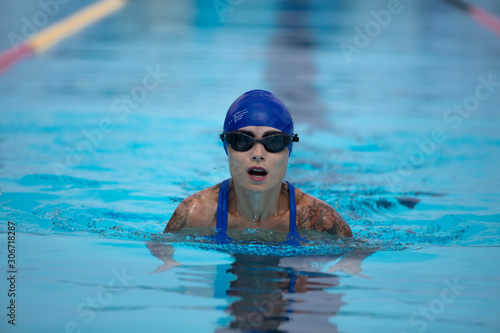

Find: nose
[251,142,266,161]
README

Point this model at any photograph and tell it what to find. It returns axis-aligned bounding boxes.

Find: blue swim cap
[222,89,295,155]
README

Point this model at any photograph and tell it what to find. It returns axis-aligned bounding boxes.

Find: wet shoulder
[191,182,221,204]
[163,183,221,233]
[185,183,221,225]
[293,188,353,237]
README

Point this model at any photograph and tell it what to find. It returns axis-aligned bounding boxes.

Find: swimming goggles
[219,131,299,153]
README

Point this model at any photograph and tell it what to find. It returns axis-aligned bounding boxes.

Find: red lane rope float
[0,0,127,75]
[444,0,500,37]
[0,43,34,73]
[470,5,500,36]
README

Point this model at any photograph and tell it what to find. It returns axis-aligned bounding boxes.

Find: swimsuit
[215,178,300,291]
[216,178,298,237]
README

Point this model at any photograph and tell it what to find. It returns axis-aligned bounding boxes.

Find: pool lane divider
[0,0,127,75]
[444,0,500,37]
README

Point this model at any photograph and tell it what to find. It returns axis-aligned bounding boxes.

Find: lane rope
[444,0,500,37]
[0,0,127,75]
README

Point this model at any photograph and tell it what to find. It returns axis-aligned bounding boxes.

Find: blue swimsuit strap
[284,181,297,233]
[216,178,231,231]
[216,178,297,233]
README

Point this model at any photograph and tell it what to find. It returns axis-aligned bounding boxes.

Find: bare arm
[298,198,353,237]
[279,250,374,278]
[163,184,220,233]
[163,198,191,233]
[145,242,181,273]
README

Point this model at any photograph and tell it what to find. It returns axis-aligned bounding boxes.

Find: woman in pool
[163,89,352,237]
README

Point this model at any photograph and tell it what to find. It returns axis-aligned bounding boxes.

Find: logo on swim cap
[222,89,296,155]
[228,109,248,126]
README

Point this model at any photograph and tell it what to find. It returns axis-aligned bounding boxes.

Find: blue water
[1,0,500,332]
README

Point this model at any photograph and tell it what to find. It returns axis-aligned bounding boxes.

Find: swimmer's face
[227,126,289,191]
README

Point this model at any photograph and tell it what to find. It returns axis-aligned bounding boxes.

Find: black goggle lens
[220,132,299,153]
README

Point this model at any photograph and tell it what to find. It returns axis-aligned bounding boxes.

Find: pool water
[1,0,500,332]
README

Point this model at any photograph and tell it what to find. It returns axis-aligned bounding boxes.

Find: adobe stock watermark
[238,289,283,330]
[56,266,135,333]
[213,0,244,22]
[339,0,412,63]
[51,64,169,176]
[7,0,71,48]
[402,277,467,333]
[386,74,500,186]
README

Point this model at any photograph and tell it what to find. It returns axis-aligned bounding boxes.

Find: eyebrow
[237,130,282,137]
[263,130,282,137]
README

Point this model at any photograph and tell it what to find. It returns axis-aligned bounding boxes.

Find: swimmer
[163,89,352,237]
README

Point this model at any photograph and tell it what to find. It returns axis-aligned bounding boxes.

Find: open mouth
[247,167,268,181]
